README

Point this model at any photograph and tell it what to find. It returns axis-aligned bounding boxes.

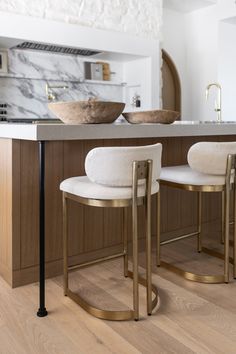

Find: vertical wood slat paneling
[166,137,182,232]
[103,139,123,248]
[20,141,65,268]
[63,140,84,258]
[0,139,13,283]
[83,140,104,253]
[136,138,157,240]
[45,142,64,262]
[12,140,21,271]
[2,134,234,287]
[120,138,138,242]
[20,141,39,268]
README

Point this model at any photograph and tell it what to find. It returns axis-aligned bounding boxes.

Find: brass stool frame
[63,160,159,321]
[157,154,236,284]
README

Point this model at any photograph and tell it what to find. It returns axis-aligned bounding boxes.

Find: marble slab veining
[0,50,123,118]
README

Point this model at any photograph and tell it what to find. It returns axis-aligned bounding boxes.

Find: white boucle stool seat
[60,176,159,200]
[160,165,226,186]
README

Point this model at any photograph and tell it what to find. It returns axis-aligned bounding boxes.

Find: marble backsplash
[0,50,123,119]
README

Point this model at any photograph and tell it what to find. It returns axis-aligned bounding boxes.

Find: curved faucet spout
[206,83,222,122]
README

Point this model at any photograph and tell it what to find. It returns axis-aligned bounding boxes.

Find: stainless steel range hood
[11,41,102,56]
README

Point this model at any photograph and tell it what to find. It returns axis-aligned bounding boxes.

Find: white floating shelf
[84,79,127,87]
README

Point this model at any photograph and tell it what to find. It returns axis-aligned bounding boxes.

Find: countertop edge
[1,122,236,141]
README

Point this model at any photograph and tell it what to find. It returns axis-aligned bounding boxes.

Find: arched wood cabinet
[162,49,181,116]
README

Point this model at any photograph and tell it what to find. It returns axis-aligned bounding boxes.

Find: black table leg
[37,141,48,317]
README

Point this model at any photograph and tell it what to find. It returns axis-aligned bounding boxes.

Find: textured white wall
[0,0,162,39]
[163,0,236,121]
[163,8,187,118]
[218,22,236,121]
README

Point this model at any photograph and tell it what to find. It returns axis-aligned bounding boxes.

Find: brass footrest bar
[202,247,234,265]
[66,270,159,321]
[160,232,199,246]
[68,252,126,272]
[161,261,226,284]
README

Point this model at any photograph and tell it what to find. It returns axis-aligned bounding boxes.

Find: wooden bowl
[48,100,125,124]
[122,109,180,124]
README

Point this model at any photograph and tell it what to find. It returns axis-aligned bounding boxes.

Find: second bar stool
[157,141,236,284]
[60,143,162,321]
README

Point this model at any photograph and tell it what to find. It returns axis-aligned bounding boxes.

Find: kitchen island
[1,120,236,287]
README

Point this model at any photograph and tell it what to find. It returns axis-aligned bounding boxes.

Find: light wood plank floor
[0,231,236,354]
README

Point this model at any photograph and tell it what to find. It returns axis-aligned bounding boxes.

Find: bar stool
[60,143,162,321]
[157,142,236,284]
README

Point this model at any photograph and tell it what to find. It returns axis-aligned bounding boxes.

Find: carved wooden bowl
[48,100,125,124]
[122,109,180,124]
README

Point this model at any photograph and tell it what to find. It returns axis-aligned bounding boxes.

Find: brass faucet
[206,83,222,122]
[46,83,69,101]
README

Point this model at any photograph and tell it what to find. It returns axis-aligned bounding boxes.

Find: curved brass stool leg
[64,199,159,321]
[160,187,231,284]
[66,271,159,321]
[202,187,234,268]
[197,192,202,253]
[63,158,161,322]
[123,208,128,278]
[132,183,139,321]
[63,194,68,296]
[224,182,230,283]
[221,191,225,244]
[201,182,233,268]
[156,192,161,267]
[160,261,226,283]
[146,161,152,316]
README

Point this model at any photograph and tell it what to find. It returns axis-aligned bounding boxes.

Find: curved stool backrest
[188,142,236,176]
[85,143,162,187]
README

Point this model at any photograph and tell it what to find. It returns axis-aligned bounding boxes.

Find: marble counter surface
[1,120,236,141]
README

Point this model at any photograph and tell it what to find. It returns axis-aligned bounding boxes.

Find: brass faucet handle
[46,83,69,102]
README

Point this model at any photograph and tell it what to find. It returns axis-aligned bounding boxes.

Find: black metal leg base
[37,141,48,317]
[37,308,48,317]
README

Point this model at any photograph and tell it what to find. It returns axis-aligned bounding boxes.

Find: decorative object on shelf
[123,109,180,124]
[96,61,111,81]
[48,98,125,124]
[84,62,103,81]
[132,93,141,108]
[0,50,8,73]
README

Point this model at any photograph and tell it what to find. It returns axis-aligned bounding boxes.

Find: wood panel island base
[0,121,236,287]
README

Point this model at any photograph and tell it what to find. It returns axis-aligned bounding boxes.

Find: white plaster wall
[163,0,236,121]
[185,0,236,121]
[162,8,188,119]
[163,6,219,121]
[0,0,162,39]
[185,6,219,121]
[218,21,236,121]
